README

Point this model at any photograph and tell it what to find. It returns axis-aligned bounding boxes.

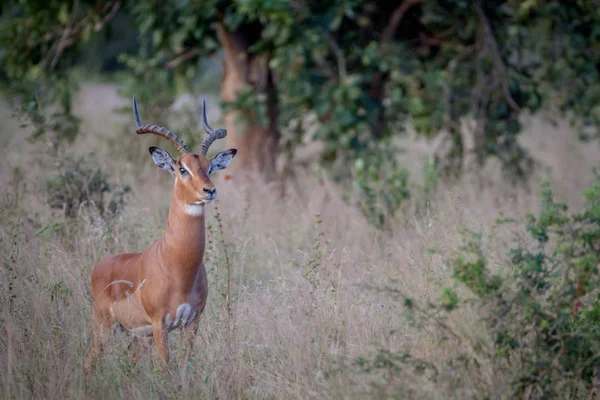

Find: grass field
[0,83,599,399]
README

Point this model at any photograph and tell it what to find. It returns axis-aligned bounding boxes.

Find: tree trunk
[215,23,279,181]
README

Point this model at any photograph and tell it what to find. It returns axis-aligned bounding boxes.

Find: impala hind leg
[84,310,114,377]
[128,335,151,366]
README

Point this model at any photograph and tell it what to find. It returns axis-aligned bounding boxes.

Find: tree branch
[474,0,520,112]
[165,48,200,69]
[418,26,456,47]
[48,0,80,70]
[324,31,347,83]
[32,0,122,70]
[93,1,121,32]
[37,1,121,70]
[370,0,424,100]
[380,0,424,51]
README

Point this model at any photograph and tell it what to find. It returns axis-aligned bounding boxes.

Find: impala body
[85,98,236,373]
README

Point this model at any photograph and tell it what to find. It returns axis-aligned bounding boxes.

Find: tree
[122,1,282,179]
[2,0,599,181]
[0,0,124,145]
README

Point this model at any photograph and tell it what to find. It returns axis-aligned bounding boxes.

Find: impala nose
[203,187,216,199]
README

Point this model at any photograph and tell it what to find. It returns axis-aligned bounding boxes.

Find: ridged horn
[198,99,227,156]
[133,96,190,155]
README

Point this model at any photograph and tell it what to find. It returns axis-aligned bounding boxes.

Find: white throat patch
[185,203,205,217]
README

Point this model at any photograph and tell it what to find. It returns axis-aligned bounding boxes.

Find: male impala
[85,97,236,373]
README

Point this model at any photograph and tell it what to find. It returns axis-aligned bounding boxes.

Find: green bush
[455,175,600,398]
[45,155,130,218]
[359,171,600,398]
[4,1,600,181]
[350,142,410,228]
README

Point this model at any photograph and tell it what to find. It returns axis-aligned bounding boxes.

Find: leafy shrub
[479,174,600,398]
[45,155,130,218]
[359,172,600,398]
[6,1,600,186]
[454,176,600,398]
[350,142,410,228]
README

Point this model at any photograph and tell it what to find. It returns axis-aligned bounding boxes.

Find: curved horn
[133,96,190,155]
[198,99,227,156]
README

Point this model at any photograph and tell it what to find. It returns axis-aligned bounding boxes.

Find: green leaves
[524,179,570,243]
[349,139,411,227]
[446,175,600,397]
[3,0,600,227]
[0,0,124,145]
[452,239,502,298]
[439,287,459,311]
[377,174,599,395]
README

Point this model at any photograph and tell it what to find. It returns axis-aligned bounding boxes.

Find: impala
[84,97,236,374]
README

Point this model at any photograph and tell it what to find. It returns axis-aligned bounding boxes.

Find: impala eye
[179,167,187,175]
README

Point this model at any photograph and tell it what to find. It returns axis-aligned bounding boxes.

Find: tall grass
[0,84,598,399]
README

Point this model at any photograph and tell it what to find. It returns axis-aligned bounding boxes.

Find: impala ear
[149,146,175,174]
[209,149,237,175]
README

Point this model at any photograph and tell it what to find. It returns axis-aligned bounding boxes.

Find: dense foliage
[454,176,600,397]
[1,0,599,224]
[366,173,600,398]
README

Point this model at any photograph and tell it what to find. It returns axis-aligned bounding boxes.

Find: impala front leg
[85,308,115,377]
[179,317,201,393]
[152,323,170,366]
[183,316,200,358]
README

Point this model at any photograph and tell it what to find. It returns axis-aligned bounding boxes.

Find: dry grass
[0,83,598,400]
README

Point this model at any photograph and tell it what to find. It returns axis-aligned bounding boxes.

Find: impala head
[133,97,236,212]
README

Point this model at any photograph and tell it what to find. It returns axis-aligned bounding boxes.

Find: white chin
[185,204,205,217]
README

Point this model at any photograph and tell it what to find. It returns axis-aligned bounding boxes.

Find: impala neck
[162,199,207,267]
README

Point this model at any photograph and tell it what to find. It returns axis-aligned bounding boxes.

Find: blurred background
[1,0,600,222]
[1,1,599,399]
